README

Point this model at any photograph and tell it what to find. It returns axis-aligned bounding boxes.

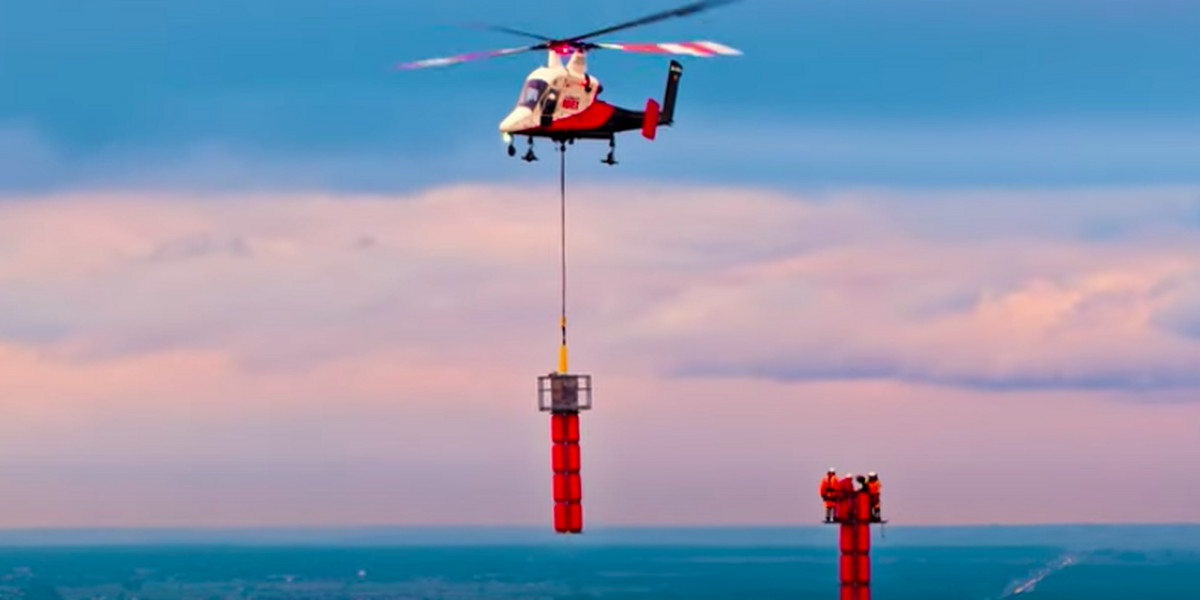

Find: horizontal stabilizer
[643,99,661,140]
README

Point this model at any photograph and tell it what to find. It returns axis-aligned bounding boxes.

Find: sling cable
[537,140,592,535]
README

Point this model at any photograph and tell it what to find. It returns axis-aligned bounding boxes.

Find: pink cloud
[0,184,1197,526]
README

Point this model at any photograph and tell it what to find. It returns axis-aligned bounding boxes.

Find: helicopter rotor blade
[594,40,742,57]
[565,0,742,44]
[463,22,555,42]
[395,45,540,69]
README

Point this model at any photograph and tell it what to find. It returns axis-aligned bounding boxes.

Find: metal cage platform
[537,373,593,412]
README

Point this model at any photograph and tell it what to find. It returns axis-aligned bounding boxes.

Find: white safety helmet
[868,472,877,478]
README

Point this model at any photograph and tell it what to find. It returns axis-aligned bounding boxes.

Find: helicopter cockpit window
[517,80,549,109]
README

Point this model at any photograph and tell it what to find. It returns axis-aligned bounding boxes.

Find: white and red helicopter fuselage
[499,48,678,146]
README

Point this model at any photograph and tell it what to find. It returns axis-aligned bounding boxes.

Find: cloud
[3,184,1200,393]
[1,361,1197,526]
[0,183,1199,526]
[580,185,1200,392]
[655,252,1200,390]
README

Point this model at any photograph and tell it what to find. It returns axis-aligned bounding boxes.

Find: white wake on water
[996,553,1078,598]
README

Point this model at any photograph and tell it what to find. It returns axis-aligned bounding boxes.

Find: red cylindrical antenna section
[839,549,856,582]
[538,373,592,535]
[855,491,872,523]
[855,523,872,600]
[835,478,853,522]
[551,412,583,533]
[550,411,581,443]
[856,547,871,583]
[840,526,857,553]
[839,522,857,599]
[825,472,882,600]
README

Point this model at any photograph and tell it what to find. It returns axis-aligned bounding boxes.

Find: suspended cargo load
[540,373,592,534]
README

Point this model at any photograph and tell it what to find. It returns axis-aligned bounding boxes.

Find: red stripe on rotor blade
[620,43,670,53]
[679,41,718,55]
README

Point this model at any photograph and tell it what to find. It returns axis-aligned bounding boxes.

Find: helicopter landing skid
[600,138,617,166]
[508,135,617,165]
[520,136,538,162]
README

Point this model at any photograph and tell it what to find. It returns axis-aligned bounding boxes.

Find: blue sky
[6,0,1200,191]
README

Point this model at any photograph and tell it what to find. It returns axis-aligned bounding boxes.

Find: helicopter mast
[566,50,587,77]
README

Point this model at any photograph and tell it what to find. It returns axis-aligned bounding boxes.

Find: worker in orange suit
[867,472,881,521]
[820,468,840,523]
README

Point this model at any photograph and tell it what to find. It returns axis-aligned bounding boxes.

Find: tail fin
[659,60,683,125]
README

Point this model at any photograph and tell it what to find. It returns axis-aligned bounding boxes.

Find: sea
[0,525,1194,599]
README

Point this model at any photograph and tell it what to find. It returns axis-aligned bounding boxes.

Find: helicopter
[397,0,742,164]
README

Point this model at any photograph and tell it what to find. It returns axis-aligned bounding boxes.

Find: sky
[0,0,1198,528]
